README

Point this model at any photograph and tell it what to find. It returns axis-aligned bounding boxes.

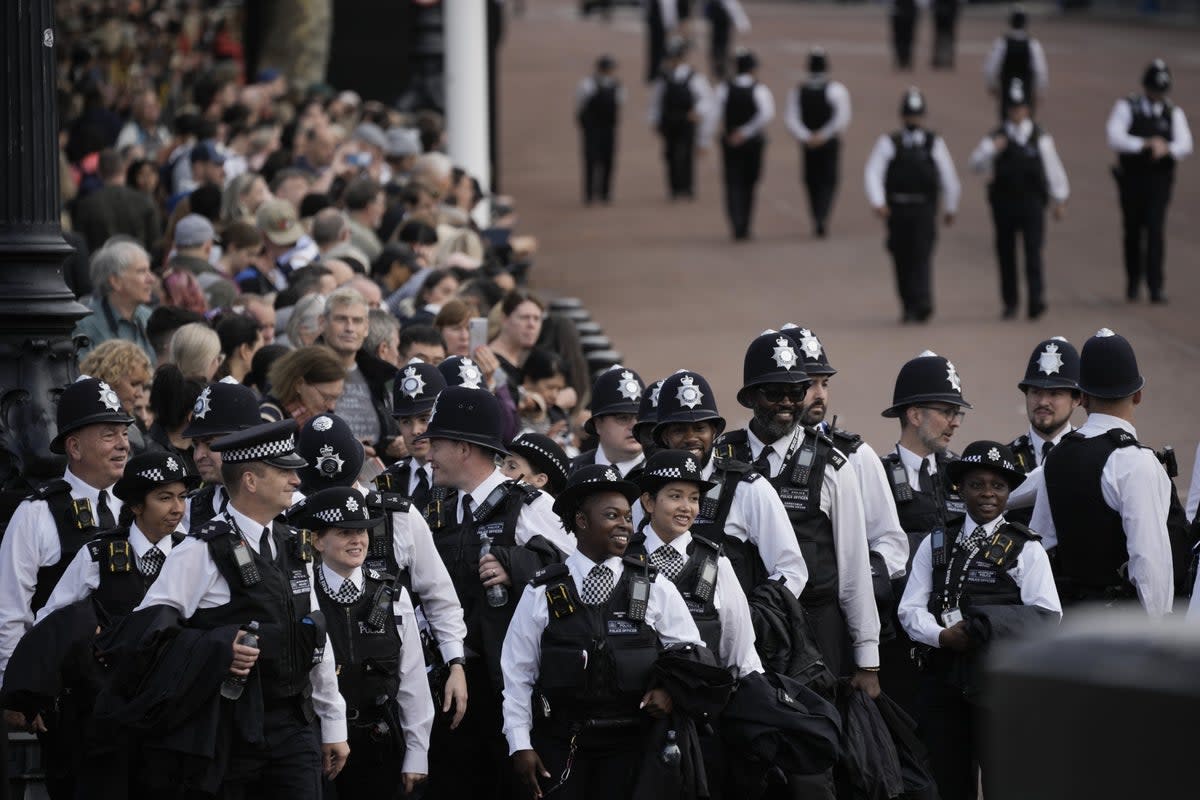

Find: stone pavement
[500,2,1200,483]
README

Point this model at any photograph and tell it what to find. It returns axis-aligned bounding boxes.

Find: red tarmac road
[501,2,1200,485]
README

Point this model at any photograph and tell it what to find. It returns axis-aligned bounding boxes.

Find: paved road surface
[500,2,1200,487]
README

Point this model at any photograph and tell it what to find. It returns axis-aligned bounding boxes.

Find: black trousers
[1118,172,1173,298]
[886,202,938,319]
[582,126,616,203]
[931,6,959,68]
[708,1,731,79]
[646,13,666,84]
[662,122,697,198]
[991,199,1046,313]
[330,722,405,798]
[802,596,855,679]
[916,672,991,800]
[802,138,840,229]
[891,11,918,69]
[424,658,509,800]
[222,704,322,800]
[722,137,765,239]
[529,728,642,800]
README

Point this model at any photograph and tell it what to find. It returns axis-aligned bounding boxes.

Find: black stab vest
[999,36,1033,96]
[799,81,833,131]
[1121,94,1176,176]
[187,484,226,534]
[724,81,759,136]
[362,490,411,577]
[374,458,431,513]
[26,479,102,613]
[626,533,722,656]
[317,567,402,720]
[885,130,939,204]
[581,81,619,129]
[927,519,1031,619]
[661,68,696,131]
[88,526,183,618]
[989,125,1047,206]
[688,448,767,595]
[880,450,966,569]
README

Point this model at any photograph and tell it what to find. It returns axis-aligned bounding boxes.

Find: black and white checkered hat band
[513,437,566,474]
[314,506,370,524]
[223,434,296,463]
[138,469,166,482]
[959,453,1017,472]
[648,467,684,479]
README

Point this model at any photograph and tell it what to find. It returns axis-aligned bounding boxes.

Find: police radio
[930,528,948,569]
[367,584,394,630]
[1157,446,1179,479]
[790,440,817,486]
[231,538,262,586]
[693,556,718,603]
[888,461,914,503]
[628,575,650,622]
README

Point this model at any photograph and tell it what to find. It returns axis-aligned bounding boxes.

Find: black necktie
[414,467,430,503]
[262,527,275,561]
[752,448,773,478]
[461,494,474,526]
[96,490,116,529]
[1041,440,1054,464]
[918,459,935,495]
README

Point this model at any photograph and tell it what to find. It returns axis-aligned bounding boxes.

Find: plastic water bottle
[659,729,682,767]
[221,621,260,700]
[479,534,509,608]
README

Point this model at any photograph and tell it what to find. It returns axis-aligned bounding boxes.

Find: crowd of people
[0,3,1197,800]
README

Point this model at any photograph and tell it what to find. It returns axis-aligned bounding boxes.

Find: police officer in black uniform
[1031,329,1175,615]
[286,486,434,796]
[877,352,971,713]
[1107,59,1193,304]
[650,37,713,201]
[784,48,852,238]
[930,0,960,69]
[633,378,665,459]
[182,377,264,532]
[969,78,1070,320]
[576,55,624,205]
[890,0,918,71]
[865,88,961,324]
[135,419,350,796]
[712,49,774,241]
[984,6,1048,119]
[572,365,647,477]
[501,464,703,800]
[378,358,447,512]
[898,441,1060,800]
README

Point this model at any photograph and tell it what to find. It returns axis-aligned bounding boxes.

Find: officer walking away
[784,47,852,238]
[705,0,750,80]
[711,48,774,241]
[1107,59,1193,304]
[899,441,1061,800]
[1031,328,1175,615]
[572,365,647,477]
[501,464,703,800]
[890,0,919,71]
[576,55,625,206]
[930,0,960,70]
[181,377,264,532]
[984,5,1048,120]
[649,37,714,201]
[865,88,961,324]
[286,487,434,797]
[969,78,1069,320]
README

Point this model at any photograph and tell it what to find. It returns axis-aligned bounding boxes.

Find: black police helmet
[414,385,510,455]
[779,323,837,377]
[585,365,645,436]
[735,48,758,75]
[900,87,926,117]
[437,355,487,390]
[392,359,446,418]
[297,414,366,491]
[1018,337,1080,392]
[737,330,810,409]
[182,378,262,439]
[881,351,972,418]
[50,377,135,455]
[633,379,665,440]
[653,370,726,444]
[1010,5,1027,30]
[1143,59,1171,93]
[809,47,828,75]
[1078,328,1144,399]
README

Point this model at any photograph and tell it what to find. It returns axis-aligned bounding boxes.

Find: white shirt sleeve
[1012,540,1063,617]
[1103,447,1174,615]
[784,85,808,142]
[818,82,852,140]
[648,80,665,128]
[500,583,545,755]
[931,135,961,214]
[659,0,678,32]
[1038,133,1070,203]
[1031,39,1049,92]
[1185,442,1200,523]
[825,464,882,668]
[648,572,705,646]
[394,588,435,775]
[715,556,763,677]
[983,38,1004,90]
[0,501,64,678]
[897,537,944,648]
[706,82,729,147]
[395,506,467,663]
[516,493,577,556]
[1169,105,1193,160]
[735,84,775,140]
[728,477,809,598]
[35,546,101,623]
[850,443,909,579]
[1006,466,1042,513]
[693,74,718,147]
[969,134,998,174]
[575,77,594,117]
[1107,99,1143,154]
[307,565,348,744]
[864,134,895,209]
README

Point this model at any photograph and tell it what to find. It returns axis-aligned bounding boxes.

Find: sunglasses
[757,386,808,403]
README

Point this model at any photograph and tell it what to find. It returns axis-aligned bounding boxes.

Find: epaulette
[690,534,723,557]
[1104,428,1143,449]
[194,518,235,541]
[364,567,395,584]
[1000,521,1041,542]
[742,471,762,483]
[828,427,864,455]
[509,481,542,505]
[531,562,570,587]
[373,460,409,493]
[827,449,847,471]
[1010,434,1031,451]
[622,552,659,580]
[365,491,412,513]
[713,453,754,476]
[26,479,71,502]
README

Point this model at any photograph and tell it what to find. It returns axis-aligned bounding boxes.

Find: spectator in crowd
[261,344,347,427]
[215,313,265,383]
[244,343,290,397]
[115,89,171,159]
[167,214,239,309]
[145,306,205,367]
[365,309,403,368]
[220,172,273,227]
[143,364,203,474]
[399,324,447,365]
[170,321,223,382]
[396,219,439,268]
[344,177,386,263]
[159,267,209,315]
[79,339,155,454]
[283,293,327,349]
[74,240,156,365]
[406,269,460,325]
[218,221,264,292]
[488,290,545,387]
[375,244,423,316]
[518,348,571,442]
[124,158,159,199]
[270,168,314,212]
[71,149,160,252]
[348,275,383,309]
[434,299,474,358]
[237,292,277,345]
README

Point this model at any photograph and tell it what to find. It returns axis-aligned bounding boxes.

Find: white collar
[1005,118,1034,141]
[963,514,1005,539]
[566,549,622,583]
[746,426,796,463]
[226,503,274,555]
[128,521,177,558]
[1028,424,1071,448]
[897,444,936,475]
[732,74,755,87]
[643,525,690,555]
[321,562,363,593]
[460,467,509,519]
[1079,412,1137,438]
[595,448,645,476]
[64,467,115,506]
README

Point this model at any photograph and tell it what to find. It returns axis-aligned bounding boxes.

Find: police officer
[969,78,1070,320]
[717,331,881,689]
[890,0,918,71]
[984,6,1048,119]
[645,0,680,84]
[296,412,471,738]
[898,441,1060,800]
[711,48,774,241]
[0,377,131,706]
[1107,59,1193,304]
[135,419,349,795]
[705,0,749,80]
[576,55,624,205]
[878,351,971,713]
[378,358,447,511]
[650,37,714,201]
[633,378,665,459]
[654,369,809,600]
[415,385,575,799]
[865,88,960,323]
[1030,328,1174,615]
[784,47,852,238]
[503,433,571,498]
[930,0,960,70]
[572,365,646,477]
[182,377,264,532]
[286,487,434,796]
[501,464,703,800]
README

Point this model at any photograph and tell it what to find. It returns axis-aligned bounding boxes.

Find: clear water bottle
[479,534,509,608]
[659,729,682,767]
[221,621,260,700]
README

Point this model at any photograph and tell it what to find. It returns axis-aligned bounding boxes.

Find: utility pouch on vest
[627,575,651,622]
[887,461,914,503]
[931,528,948,568]
[232,538,262,586]
[301,611,327,665]
[693,555,718,603]
[107,540,133,573]
[546,583,576,619]
[72,498,95,530]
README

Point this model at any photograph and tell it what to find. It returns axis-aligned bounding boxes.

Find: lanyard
[940,531,986,613]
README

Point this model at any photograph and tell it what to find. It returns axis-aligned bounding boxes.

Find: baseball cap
[256,198,303,247]
[175,214,215,248]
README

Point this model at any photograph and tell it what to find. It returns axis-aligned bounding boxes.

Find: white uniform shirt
[36,521,180,622]
[983,34,1049,92]
[895,444,939,490]
[784,79,852,143]
[1185,442,1200,523]
[641,525,762,677]
[899,513,1062,648]
[699,453,809,598]
[455,468,576,557]
[135,503,348,743]
[594,448,646,479]
[1029,413,1174,615]
[180,483,228,533]
[864,129,962,213]
[1106,96,1193,161]
[969,118,1070,204]
[320,564,434,773]
[745,429,881,667]
[706,76,775,147]
[0,468,122,678]
[648,66,715,131]
[499,549,702,754]
[351,482,467,663]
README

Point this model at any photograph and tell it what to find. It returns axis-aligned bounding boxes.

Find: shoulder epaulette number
[27,479,71,502]
[366,491,412,513]
[194,519,235,541]
[532,562,570,587]
[1105,428,1142,449]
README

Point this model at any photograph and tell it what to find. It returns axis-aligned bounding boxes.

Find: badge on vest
[290,569,311,595]
[685,598,706,616]
[941,608,964,627]
[607,619,640,636]
[945,497,966,516]
[357,621,388,635]
[778,485,810,513]
[967,567,998,585]
[476,521,504,540]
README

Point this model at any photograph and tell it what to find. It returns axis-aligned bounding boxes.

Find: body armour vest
[990,125,1048,206]
[317,567,402,721]
[885,131,939,204]
[724,81,759,136]
[927,519,1033,620]
[581,81,619,129]
[686,449,767,595]
[799,81,833,131]
[1121,94,1176,176]
[532,556,662,723]
[26,479,103,613]
[999,36,1033,98]
[880,450,966,568]
[661,69,696,131]
[374,458,432,512]
[362,490,412,578]
[187,484,226,534]
[87,526,184,618]
[626,534,722,656]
